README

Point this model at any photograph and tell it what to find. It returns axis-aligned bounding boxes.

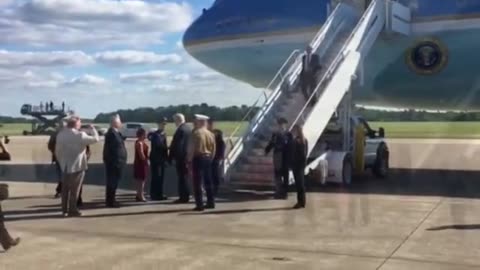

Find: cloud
[119,70,171,83]
[0,49,183,69]
[172,72,221,82]
[0,0,194,47]
[0,50,94,68]
[0,0,261,118]
[173,73,191,82]
[65,74,109,86]
[195,71,221,80]
[176,40,183,49]
[0,0,13,7]
[21,73,109,89]
[25,80,60,88]
[152,84,176,92]
[95,51,182,66]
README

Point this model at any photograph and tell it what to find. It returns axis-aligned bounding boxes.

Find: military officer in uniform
[148,117,169,200]
[188,114,216,211]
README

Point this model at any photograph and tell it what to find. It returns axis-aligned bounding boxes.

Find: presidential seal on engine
[406,38,448,75]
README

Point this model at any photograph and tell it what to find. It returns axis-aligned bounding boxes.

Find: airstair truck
[224,0,408,187]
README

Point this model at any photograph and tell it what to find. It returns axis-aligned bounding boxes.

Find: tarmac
[0,137,480,269]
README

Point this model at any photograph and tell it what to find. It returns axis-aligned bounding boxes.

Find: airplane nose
[182,20,197,49]
[182,10,210,49]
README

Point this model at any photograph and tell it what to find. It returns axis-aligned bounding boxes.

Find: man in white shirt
[55,116,100,217]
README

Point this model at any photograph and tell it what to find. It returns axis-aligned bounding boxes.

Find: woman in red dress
[134,128,149,202]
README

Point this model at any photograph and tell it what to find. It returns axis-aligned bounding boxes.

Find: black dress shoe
[193,206,204,211]
[173,198,189,204]
[273,194,287,200]
[10,237,20,247]
[2,237,20,251]
[150,195,168,201]
[68,211,82,217]
[293,203,305,209]
[205,203,215,209]
[106,202,120,208]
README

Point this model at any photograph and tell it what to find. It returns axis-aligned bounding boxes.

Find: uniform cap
[194,114,210,120]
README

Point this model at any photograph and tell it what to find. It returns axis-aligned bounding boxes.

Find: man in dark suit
[300,45,322,105]
[148,117,169,201]
[103,114,127,208]
[208,119,226,196]
[265,118,293,199]
[169,113,192,203]
[49,122,64,198]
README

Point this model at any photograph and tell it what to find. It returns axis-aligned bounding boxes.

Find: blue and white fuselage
[183,0,480,110]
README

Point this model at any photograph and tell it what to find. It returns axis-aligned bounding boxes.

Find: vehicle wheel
[342,154,353,185]
[373,143,389,178]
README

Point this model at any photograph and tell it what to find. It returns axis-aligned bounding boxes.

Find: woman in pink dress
[134,128,149,202]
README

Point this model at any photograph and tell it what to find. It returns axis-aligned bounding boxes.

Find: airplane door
[358,0,370,10]
[333,0,369,10]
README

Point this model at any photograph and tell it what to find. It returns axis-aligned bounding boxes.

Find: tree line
[0,116,31,123]
[356,108,480,122]
[94,105,480,123]
[93,103,260,123]
[3,104,480,124]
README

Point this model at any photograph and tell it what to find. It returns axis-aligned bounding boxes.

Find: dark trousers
[0,204,14,249]
[301,73,317,104]
[54,161,62,194]
[105,164,124,205]
[175,158,190,201]
[150,161,166,199]
[274,167,290,197]
[212,159,222,195]
[273,152,289,197]
[193,156,214,208]
[292,166,306,206]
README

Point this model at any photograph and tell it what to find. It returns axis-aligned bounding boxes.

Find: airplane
[183,0,480,111]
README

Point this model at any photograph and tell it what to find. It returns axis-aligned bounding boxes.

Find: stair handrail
[225,49,301,148]
[226,2,354,150]
[224,3,361,174]
[226,2,355,150]
[289,0,382,132]
[225,50,303,171]
[284,3,353,87]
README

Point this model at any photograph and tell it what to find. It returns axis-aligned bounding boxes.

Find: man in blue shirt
[148,117,169,200]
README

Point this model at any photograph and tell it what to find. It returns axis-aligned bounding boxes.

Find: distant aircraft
[183,0,480,110]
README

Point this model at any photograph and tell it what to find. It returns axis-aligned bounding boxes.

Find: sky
[0,0,259,117]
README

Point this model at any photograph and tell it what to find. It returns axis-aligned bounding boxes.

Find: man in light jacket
[55,116,100,217]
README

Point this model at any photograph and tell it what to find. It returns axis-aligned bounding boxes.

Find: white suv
[120,123,153,138]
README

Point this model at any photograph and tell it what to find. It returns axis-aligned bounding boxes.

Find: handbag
[0,183,9,201]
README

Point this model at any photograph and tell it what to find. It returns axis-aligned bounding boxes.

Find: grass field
[2,121,480,139]
[369,122,480,139]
